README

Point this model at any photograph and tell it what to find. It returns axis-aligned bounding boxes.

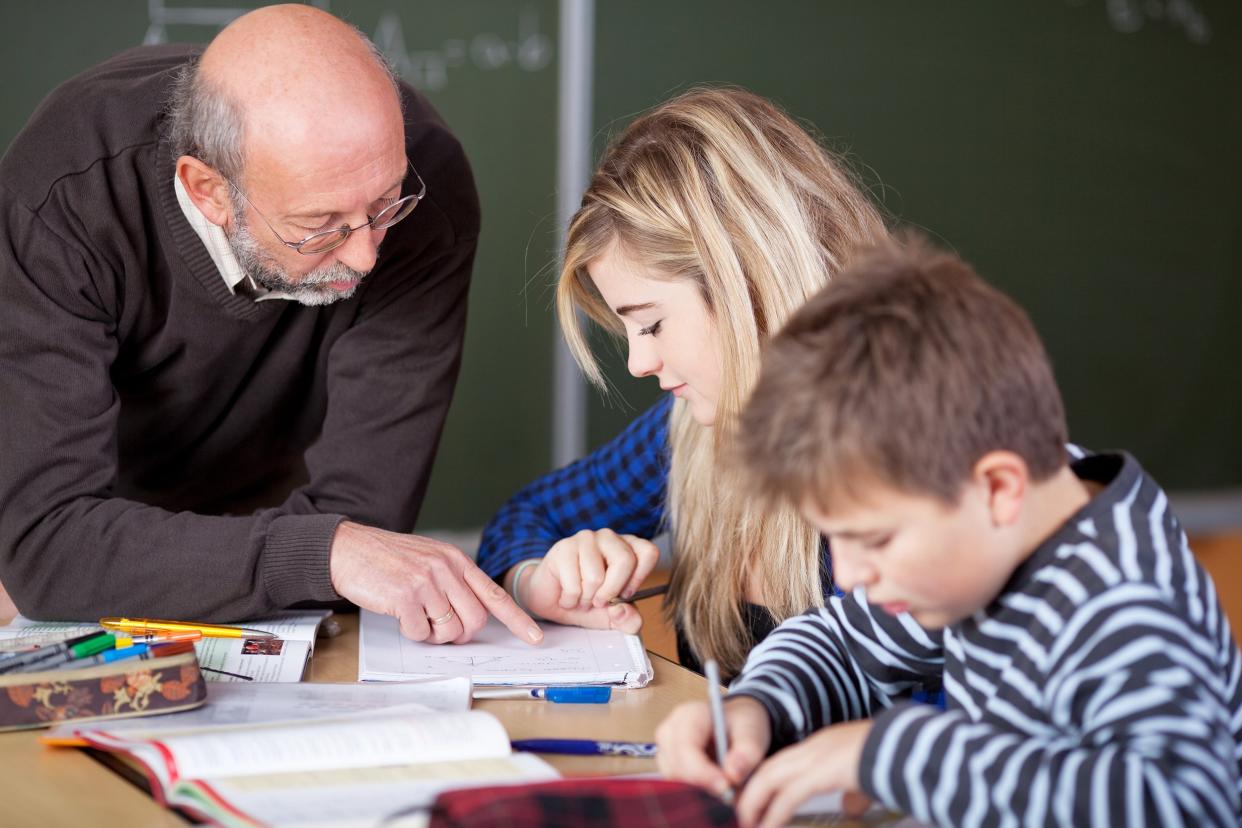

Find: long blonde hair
[558,87,887,674]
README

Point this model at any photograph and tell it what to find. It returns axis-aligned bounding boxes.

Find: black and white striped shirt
[730,452,1242,826]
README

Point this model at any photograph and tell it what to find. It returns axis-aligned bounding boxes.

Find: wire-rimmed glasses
[226,163,426,255]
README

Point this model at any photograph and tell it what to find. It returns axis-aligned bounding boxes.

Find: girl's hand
[506,529,661,632]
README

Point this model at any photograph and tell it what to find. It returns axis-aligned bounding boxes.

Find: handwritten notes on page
[358,610,653,687]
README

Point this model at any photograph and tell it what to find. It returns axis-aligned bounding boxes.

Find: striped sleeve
[728,588,943,749]
[474,395,672,579]
[860,585,1240,827]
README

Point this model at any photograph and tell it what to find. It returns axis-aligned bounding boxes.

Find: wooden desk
[0,613,705,826]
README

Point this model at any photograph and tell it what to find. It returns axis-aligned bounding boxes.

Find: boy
[655,239,1242,827]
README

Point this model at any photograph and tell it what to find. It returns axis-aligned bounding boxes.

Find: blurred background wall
[2,0,1238,538]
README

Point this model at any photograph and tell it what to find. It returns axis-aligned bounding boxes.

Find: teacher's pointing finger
[464,565,543,644]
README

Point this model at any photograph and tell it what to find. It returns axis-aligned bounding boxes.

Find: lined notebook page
[358,611,653,687]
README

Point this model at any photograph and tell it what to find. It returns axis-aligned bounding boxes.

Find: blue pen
[510,738,657,757]
[472,686,612,703]
[54,643,149,670]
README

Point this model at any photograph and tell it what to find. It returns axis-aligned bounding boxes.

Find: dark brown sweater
[0,45,479,621]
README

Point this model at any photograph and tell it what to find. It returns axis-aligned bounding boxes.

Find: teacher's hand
[329,521,543,645]
[507,529,661,633]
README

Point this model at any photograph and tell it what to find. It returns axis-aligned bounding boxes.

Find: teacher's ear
[176,155,233,228]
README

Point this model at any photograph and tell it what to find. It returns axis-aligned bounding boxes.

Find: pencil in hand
[608,583,669,605]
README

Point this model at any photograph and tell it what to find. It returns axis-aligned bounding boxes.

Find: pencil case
[0,648,207,732]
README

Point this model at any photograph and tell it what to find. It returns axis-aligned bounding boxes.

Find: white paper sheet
[618,773,929,825]
[0,616,98,650]
[91,710,514,782]
[195,636,311,682]
[195,610,331,682]
[358,611,653,687]
[230,610,333,646]
[44,677,472,741]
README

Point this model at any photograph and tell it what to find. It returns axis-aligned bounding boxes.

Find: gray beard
[226,211,369,307]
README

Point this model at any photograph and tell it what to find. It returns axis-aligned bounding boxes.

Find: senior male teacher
[0,5,542,646]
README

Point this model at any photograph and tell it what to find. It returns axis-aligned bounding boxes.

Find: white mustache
[299,263,368,287]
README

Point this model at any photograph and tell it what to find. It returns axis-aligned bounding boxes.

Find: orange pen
[113,630,204,648]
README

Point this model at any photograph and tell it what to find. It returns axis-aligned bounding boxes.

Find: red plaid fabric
[430,778,738,828]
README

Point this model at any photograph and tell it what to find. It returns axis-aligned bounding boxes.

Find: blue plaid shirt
[476,395,674,579]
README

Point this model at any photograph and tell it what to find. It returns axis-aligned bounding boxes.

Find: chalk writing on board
[1091,0,1212,44]
[143,1,555,91]
[373,8,553,91]
[144,0,331,45]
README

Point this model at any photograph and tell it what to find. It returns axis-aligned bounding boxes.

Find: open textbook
[0,610,334,682]
[359,610,654,687]
[72,703,558,828]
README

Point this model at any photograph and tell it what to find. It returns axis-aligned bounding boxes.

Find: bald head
[197,4,404,185]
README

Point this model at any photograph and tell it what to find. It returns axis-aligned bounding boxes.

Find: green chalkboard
[587,0,1242,496]
[2,1,1239,535]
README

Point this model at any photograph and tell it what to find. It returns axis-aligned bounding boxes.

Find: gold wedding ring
[428,609,456,626]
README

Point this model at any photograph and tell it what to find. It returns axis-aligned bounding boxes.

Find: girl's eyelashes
[637,320,663,337]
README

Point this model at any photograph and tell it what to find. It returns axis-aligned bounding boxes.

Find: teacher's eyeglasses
[225,163,427,255]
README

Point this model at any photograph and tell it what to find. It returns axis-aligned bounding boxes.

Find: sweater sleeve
[0,198,327,621]
[728,590,943,751]
[857,586,1240,827]
[474,395,673,580]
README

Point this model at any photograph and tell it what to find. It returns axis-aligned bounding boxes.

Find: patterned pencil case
[0,649,207,732]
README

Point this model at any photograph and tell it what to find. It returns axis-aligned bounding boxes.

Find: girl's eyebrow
[615,302,657,316]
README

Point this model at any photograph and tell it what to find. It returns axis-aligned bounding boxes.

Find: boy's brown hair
[738,235,1068,509]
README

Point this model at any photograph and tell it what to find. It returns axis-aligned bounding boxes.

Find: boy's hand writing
[735,719,873,828]
[655,696,771,798]
[508,529,660,633]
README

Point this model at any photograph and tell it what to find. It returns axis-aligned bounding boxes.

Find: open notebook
[359,611,654,687]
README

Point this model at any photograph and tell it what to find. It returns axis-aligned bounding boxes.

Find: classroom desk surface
[0,612,706,826]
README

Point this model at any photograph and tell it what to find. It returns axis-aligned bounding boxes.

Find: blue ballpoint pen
[510,738,657,757]
[473,686,612,703]
[53,643,150,670]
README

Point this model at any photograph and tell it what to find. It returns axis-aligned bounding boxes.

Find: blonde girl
[476,87,887,677]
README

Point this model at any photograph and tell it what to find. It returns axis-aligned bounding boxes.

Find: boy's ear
[176,155,232,228]
[972,450,1028,527]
